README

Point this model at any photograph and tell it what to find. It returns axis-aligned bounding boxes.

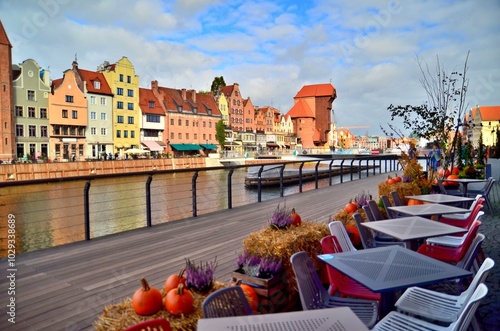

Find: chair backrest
[123,318,172,331]
[353,213,374,249]
[328,221,357,252]
[390,191,404,206]
[456,233,485,271]
[368,199,385,220]
[320,235,344,294]
[202,286,253,318]
[468,194,483,211]
[362,205,375,222]
[380,195,394,218]
[459,257,494,305]
[455,221,482,262]
[483,177,495,195]
[290,251,329,310]
[451,283,488,331]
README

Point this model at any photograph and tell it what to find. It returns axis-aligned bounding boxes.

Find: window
[79,127,85,135]
[117,116,124,123]
[91,127,96,135]
[127,75,131,83]
[90,96,96,104]
[203,121,206,127]
[116,130,121,138]
[117,101,123,109]
[178,133,182,139]
[117,87,123,95]
[40,126,48,137]
[91,112,96,120]
[131,130,135,138]
[148,101,155,108]
[16,125,24,137]
[79,144,84,156]
[27,90,35,101]
[15,106,23,117]
[62,109,68,118]
[101,113,106,120]
[178,119,182,125]
[170,132,174,139]
[119,74,123,82]
[124,130,128,138]
[70,127,76,135]
[40,108,47,119]
[55,144,60,156]
[194,133,197,139]
[72,110,78,119]
[203,133,206,140]
[186,133,189,140]
[65,95,74,103]
[100,97,106,105]
[185,120,189,126]
[127,89,133,97]
[53,126,60,135]
[62,127,68,135]
[128,116,134,124]
[101,128,106,135]
[170,119,174,125]
[146,114,160,123]
[127,103,134,110]
[209,122,212,128]
[94,81,100,89]
[209,134,212,140]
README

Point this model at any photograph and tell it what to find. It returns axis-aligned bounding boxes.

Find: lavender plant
[356,191,371,208]
[268,203,293,229]
[257,257,282,278]
[235,251,282,278]
[185,257,217,292]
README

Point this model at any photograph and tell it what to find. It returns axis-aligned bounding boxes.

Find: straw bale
[93,282,226,331]
[378,182,422,205]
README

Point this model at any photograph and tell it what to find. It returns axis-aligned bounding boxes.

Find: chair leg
[471,315,481,331]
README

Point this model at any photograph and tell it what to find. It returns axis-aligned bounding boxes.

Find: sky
[1,0,499,136]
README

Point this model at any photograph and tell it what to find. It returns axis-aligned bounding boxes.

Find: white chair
[352,213,405,249]
[440,194,483,221]
[394,258,494,326]
[426,211,484,247]
[373,283,488,331]
[328,221,357,252]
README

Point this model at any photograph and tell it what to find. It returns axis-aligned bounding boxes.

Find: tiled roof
[477,106,500,122]
[285,99,315,118]
[139,87,164,115]
[0,20,11,46]
[78,69,113,95]
[220,85,234,97]
[157,86,220,116]
[294,83,336,98]
[52,78,63,89]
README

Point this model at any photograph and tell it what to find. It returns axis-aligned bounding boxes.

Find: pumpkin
[290,208,302,226]
[393,174,402,183]
[451,167,460,175]
[239,283,258,311]
[132,278,163,316]
[344,200,358,213]
[407,199,423,206]
[345,224,361,246]
[164,267,186,293]
[386,177,396,185]
[446,174,459,186]
[438,168,451,178]
[165,283,194,316]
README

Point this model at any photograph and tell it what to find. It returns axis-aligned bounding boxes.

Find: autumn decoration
[131,278,163,316]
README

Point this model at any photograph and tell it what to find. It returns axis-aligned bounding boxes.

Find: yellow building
[97,57,140,155]
[217,92,229,127]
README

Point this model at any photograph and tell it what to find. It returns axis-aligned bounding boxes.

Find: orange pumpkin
[446,174,459,186]
[290,208,302,226]
[344,200,358,213]
[451,167,460,175]
[164,268,186,294]
[345,224,361,246]
[393,174,402,183]
[165,283,194,316]
[386,176,396,185]
[239,283,258,311]
[438,168,451,178]
[407,199,423,206]
[132,278,163,316]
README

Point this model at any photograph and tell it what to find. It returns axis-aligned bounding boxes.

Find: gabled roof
[157,86,220,116]
[285,99,315,118]
[477,106,500,122]
[294,83,336,99]
[139,87,164,115]
[0,20,12,46]
[52,78,63,89]
[77,69,113,95]
[220,85,234,97]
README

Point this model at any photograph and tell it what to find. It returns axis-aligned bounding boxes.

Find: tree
[477,132,485,166]
[494,129,500,158]
[455,131,465,170]
[215,119,226,150]
[386,52,470,176]
[210,76,226,95]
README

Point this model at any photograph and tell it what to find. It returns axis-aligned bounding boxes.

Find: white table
[361,216,467,250]
[406,194,474,206]
[197,306,369,331]
[387,204,469,219]
[438,178,488,196]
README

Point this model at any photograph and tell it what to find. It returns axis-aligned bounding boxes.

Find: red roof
[220,85,234,97]
[285,99,315,118]
[157,86,220,116]
[52,78,63,89]
[139,87,164,115]
[77,69,113,95]
[0,20,12,46]
[477,106,500,122]
[294,83,336,99]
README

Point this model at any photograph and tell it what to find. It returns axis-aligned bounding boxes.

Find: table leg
[380,292,396,318]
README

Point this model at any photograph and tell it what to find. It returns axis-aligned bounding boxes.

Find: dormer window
[148,101,154,108]
[193,107,197,114]
[94,81,100,89]
[207,109,212,115]
[177,106,182,112]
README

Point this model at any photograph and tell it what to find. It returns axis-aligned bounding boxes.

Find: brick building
[0,20,14,161]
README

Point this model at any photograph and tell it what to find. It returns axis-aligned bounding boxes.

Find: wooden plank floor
[0,173,389,330]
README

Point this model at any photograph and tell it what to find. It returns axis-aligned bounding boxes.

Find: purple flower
[185,258,217,292]
[268,203,293,229]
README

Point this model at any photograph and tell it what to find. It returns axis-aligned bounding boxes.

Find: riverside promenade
[1,172,498,330]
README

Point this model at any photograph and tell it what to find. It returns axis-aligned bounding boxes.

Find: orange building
[49,69,87,160]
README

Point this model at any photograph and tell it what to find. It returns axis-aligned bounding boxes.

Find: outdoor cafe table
[387,204,469,220]
[318,246,472,318]
[405,194,475,207]
[360,216,467,250]
[197,306,369,331]
[438,178,488,196]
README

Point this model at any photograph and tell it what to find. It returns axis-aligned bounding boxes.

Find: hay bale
[378,182,422,205]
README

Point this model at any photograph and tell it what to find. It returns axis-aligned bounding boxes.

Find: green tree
[215,119,226,150]
[477,132,485,166]
[211,76,226,95]
[494,129,500,158]
[455,131,465,170]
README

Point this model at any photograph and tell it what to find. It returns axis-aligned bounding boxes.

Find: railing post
[366,158,369,177]
[328,160,334,186]
[192,171,199,217]
[146,174,153,227]
[279,165,285,197]
[228,168,234,209]
[257,166,264,202]
[358,159,362,179]
[84,180,91,241]
[350,160,355,181]
[299,162,304,192]
[373,159,376,175]
[315,161,320,189]
[340,160,345,183]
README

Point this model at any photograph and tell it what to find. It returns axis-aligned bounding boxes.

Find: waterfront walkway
[1,173,498,330]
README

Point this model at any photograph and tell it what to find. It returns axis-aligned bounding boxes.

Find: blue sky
[1,0,499,136]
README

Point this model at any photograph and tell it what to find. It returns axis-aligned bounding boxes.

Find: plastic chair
[290,251,379,328]
[368,200,386,220]
[381,195,397,218]
[123,318,172,331]
[365,201,397,241]
[353,213,405,249]
[438,180,463,196]
[390,191,404,206]
[456,233,486,271]
[328,221,357,252]
[202,286,253,318]
[439,201,484,229]
[427,211,484,247]
[395,258,494,325]
[417,221,481,264]
[466,177,495,213]
[439,195,483,221]
[373,284,488,331]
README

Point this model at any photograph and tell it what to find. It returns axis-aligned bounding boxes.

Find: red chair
[320,235,381,301]
[417,221,481,264]
[439,199,484,229]
[123,318,172,331]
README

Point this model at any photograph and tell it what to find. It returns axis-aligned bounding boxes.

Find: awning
[170,143,202,151]
[156,141,166,146]
[124,143,131,149]
[200,144,218,150]
[266,143,279,148]
[141,141,164,152]
[115,143,123,148]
